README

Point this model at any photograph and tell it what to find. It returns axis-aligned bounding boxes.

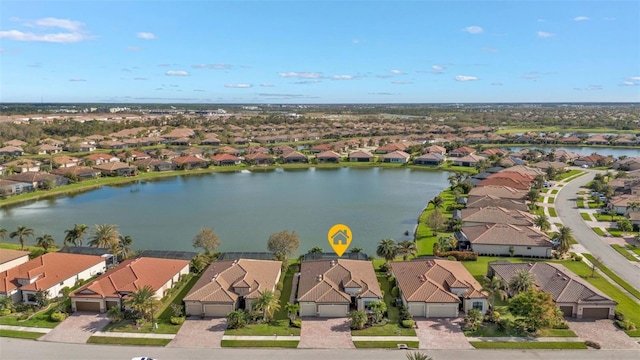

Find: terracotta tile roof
[297,259,382,303]
[459,207,535,226]
[468,185,527,200]
[70,257,189,299]
[454,154,485,163]
[382,151,410,160]
[171,155,209,165]
[465,196,528,211]
[348,150,373,159]
[93,162,135,171]
[244,152,274,161]
[282,151,307,159]
[316,150,341,158]
[211,153,240,162]
[183,259,281,303]
[461,223,554,247]
[84,153,118,162]
[0,249,30,265]
[499,165,545,177]
[1,253,105,294]
[391,259,487,303]
[425,145,446,154]
[490,262,615,305]
[478,172,534,190]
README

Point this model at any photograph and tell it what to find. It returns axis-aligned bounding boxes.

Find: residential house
[244,152,275,165]
[5,172,69,189]
[211,153,241,166]
[181,148,205,159]
[468,186,528,201]
[93,162,137,176]
[477,172,534,190]
[117,150,151,162]
[70,257,189,312]
[133,159,176,172]
[172,155,209,169]
[84,153,120,165]
[453,206,536,227]
[552,150,580,163]
[561,136,582,145]
[585,134,610,145]
[316,150,341,163]
[170,137,192,146]
[381,151,410,164]
[612,157,640,172]
[375,143,407,154]
[0,179,34,197]
[479,148,508,158]
[348,150,374,162]
[201,134,221,146]
[272,145,296,155]
[0,249,30,273]
[51,166,101,180]
[489,262,616,319]
[531,161,567,172]
[2,159,41,173]
[217,146,241,156]
[608,194,640,215]
[452,154,485,167]
[424,145,447,156]
[154,149,180,160]
[183,259,282,317]
[98,140,127,150]
[390,259,488,317]
[465,195,528,212]
[35,144,62,155]
[0,146,24,156]
[162,128,195,140]
[413,153,445,166]
[310,144,334,153]
[3,139,28,148]
[0,253,106,304]
[282,151,308,163]
[52,155,80,169]
[456,223,554,258]
[297,259,382,317]
[449,146,475,157]
[574,154,613,168]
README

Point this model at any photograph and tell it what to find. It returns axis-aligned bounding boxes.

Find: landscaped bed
[353,340,419,348]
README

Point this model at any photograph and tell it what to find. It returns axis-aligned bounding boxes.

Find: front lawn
[221,340,299,348]
[415,189,456,256]
[591,227,607,236]
[551,189,559,195]
[353,340,419,348]
[470,341,587,349]
[580,213,592,221]
[87,336,171,346]
[611,245,638,261]
[547,197,555,204]
[537,328,578,337]
[548,207,557,217]
[576,199,585,208]
[0,304,61,328]
[593,213,622,222]
[581,254,640,300]
[557,170,584,181]
[606,228,623,237]
[0,329,44,339]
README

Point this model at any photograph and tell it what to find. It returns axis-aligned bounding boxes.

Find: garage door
[106,301,119,310]
[408,303,425,317]
[300,303,316,317]
[203,304,233,317]
[559,306,573,317]
[582,307,610,319]
[317,304,348,317]
[427,304,457,318]
[75,301,101,312]
[185,302,202,316]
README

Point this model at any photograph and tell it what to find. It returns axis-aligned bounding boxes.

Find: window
[472,301,483,311]
[526,247,532,250]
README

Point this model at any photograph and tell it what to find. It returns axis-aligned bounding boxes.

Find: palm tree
[349,247,363,254]
[534,214,551,232]
[555,226,575,255]
[252,290,280,322]
[118,235,133,259]
[526,188,540,206]
[64,224,88,247]
[124,285,158,321]
[347,310,367,330]
[284,302,300,322]
[626,201,640,214]
[406,352,433,360]
[482,276,508,309]
[368,300,387,323]
[376,238,398,264]
[10,226,34,250]
[88,224,120,248]
[508,269,536,295]
[35,234,56,253]
[397,240,417,261]
[428,195,444,213]
[0,228,7,241]
[307,246,323,254]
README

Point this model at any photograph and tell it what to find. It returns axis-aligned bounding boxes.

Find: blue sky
[1,1,639,103]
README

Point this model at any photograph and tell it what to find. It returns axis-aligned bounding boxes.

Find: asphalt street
[555,170,640,289]
[1,338,639,360]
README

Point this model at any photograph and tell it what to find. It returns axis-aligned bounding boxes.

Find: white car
[131,357,156,360]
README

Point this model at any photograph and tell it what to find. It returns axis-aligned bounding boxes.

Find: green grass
[0,304,61,328]
[547,197,555,204]
[548,207,557,217]
[582,254,640,301]
[594,213,622,222]
[0,243,42,251]
[102,273,199,334]
[353,341,419,348]
[606,228,623,237]
[86,336,171,346]
[591,227,607,236]
[537,328,578,337]
[221,340,299,348]
[470,341,587,349]
[580,213,592,221]
[611,245,638,262]
[627,245,640,256]
[576,199,585,208]
[415,189,456,256]
[537,196,544,203]
[557,170,585,181]
[587,201,602,209]
[0,329,44,339]
[551,189,559,195]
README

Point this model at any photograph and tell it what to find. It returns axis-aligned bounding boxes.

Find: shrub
[496,318,511,332]
[401,319,415,328]
[616,320,637,331]
[553,322,569,329]
[391,286,400,298]
[0,309,12,316]
[435,251,478,261]
[447,256,457,261]
[291,319,302,328]
[387,276,396,287]
[585,340,601,349]
[17,314,29,321]
[398,305,413,321]
[486,311,500,323]
[573,254,583,262]
[614,310,625,321]
[170,316,185,325]
[50,311,67,322]
[378,263,390,273]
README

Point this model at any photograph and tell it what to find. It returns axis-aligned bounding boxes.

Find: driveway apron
[39,312,110,344]
[567,319,640,350]
[414,318,473,350]
[298,317,355,349]
[168,318,226,348]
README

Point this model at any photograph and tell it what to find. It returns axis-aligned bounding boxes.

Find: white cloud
[574,16,590,21]
[165,70,189,76]
[585,85,602,90]
[352,39,362,44]
[455,75,479,82]
[619,81,638,86]
[392,81,413,85]
[390,69,405,75]
[294,80,322,84]
[537,31,555,38]
[137,32,155,39]
[134,77,147,80]
[32,18,84,31]
[491,82,503,86]
[629,76,640,81]
[69,78,86,82]
[432,65,445,71]
[127,46,143,51]
[0,30,88,43]
[224,84,252,88]
[260,83,274,87]
[464,26,484,34]
[331,75,354,80]
[192,63,233,69]
[278,71,322,79]
[522,74,539,80]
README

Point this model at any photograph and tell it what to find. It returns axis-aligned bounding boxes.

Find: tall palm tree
[35,234,56,253]
[10,226,34,250]
[428,195,444,213]
[555,226,575,255]
[349,247,363,254]
[88,224,120,248]
[118,235,133,259]
[252,290,280,322]
[368,300,387,323]
[482,276,508,309]
[376,238,398,264]
[534,214,551,232]
[397,240,417,261]
[64,224,88,247]
[406,352,433,360]
[508,269,536,295]
[284,302,300,322]
[124,285,158,321]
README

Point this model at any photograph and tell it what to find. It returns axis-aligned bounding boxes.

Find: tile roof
[465,195,529,211]
[316,150,341,158]
[490,262,616,305]
[478,172,534,190]
[462,223,554,247]
[183,259,281,303]
[0,249,30,265]
[459,206,535,226]
[297,259,382,303]
[70,257,189,299]
[1,253,105,294]
[468,186,527,200]
[382,151,410,160]
[391,259,487,303]
[348,150,373,159]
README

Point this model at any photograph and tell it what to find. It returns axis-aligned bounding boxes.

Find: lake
[499,146,639,159]
[0,168,451,256]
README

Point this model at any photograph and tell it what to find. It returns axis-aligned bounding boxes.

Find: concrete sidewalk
[222,335,301,341]
[93,331,175,339]
[0,324,51,333]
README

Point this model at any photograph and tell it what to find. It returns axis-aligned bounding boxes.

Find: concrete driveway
[168,318,226,348]
[39,312,109,344]
[298,317,354,349]
[567,319,640,350]
[414,318,473,349]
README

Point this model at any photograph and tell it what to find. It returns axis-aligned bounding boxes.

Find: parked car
[131,357,156,360]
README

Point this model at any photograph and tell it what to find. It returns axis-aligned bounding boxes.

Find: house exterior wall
[23,260,106,304]
[357,296,382,311]
[0,255,30,273]
[472,244,552,258]
[463,298,488,314]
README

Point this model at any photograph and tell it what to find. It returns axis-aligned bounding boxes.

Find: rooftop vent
[316,274,323,282]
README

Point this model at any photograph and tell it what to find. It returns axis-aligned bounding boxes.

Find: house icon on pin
[331,229,349,245]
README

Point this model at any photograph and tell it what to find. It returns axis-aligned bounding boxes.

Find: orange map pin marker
[327,224,352,257]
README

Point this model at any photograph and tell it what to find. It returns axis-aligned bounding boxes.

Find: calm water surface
[500,146,639,158]
[0,168,450,255]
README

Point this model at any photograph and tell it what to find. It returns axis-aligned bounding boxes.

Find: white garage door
[318,304,348,317]
[427,304,457,318]
[408,303,425,317]
[300,303,317,317]
[185,302,202,316]
[203,304,233,317]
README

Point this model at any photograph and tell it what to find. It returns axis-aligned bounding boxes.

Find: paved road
[2,337,639,360]
[555,171,640,289]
